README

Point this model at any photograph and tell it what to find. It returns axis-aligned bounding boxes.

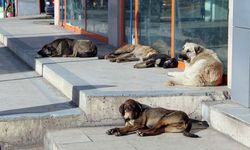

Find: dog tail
[183,120,200,138]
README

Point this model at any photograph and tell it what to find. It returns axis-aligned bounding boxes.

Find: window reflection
[138,0,172,54]
[66,0,85,29]
[124,0,134,44]
[175,0,228,72]
[86,0,108,36]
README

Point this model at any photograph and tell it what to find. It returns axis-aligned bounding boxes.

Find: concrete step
[202,101,250,148]
[43,127,249,150]
[0,18,114,70]
[0,18,230,125]
[0,143,44,150]
[0,44,87,147]
[40,59,230,125]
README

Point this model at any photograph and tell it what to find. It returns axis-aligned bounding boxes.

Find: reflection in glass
[138,0,171,54]
[175,0,228,72]
[86,0,108,36]
[124,0,134,44]
[66,0,85,29]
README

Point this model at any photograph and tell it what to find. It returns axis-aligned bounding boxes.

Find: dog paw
[106,128,118,135]
[136,130,145,137]
[109,59,116,62]
[165,80,175,86]
[114,131,122,136]
[167,72,175,77]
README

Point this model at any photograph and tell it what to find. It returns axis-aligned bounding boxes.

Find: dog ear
[136,102,143,112]
[194,46,203,54]
[119,104,125,115]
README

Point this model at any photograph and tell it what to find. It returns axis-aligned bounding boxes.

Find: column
[108,0,121,47]
[231,0,250,107]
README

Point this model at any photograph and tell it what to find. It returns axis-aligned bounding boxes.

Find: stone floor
[45,126,250,150]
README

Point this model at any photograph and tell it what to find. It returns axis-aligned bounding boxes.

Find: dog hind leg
[134,59,155,68]
[136,126,166,136]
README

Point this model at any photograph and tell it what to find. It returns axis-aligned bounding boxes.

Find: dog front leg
[115,53,134,63]
[136,126,166,136]
[106,126,144,136]
[134,59,155,68]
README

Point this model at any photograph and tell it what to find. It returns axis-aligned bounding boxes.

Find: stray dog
[166,42,223,86]
[37,38,97,58]
[134,54,178,69]
[106,99,209,137]
[103,44,158,63]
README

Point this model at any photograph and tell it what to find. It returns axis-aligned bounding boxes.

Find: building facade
[55,0,250,108]
[1,0,41,17]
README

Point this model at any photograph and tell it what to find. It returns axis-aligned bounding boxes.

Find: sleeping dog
[102,44,158,63]
[106,99,209,137]
[134,54,178,69]
[37,38,97,58]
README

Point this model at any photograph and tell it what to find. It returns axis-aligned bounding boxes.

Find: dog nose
[178,53,189,61]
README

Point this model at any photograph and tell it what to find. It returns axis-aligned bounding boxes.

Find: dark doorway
[40,0,45,13]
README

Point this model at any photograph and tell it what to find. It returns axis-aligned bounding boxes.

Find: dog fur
[166,42,223,86]
[134,54,178,69]
[106,99,208,137]
[103,44,158,63]
[37,38,97,58]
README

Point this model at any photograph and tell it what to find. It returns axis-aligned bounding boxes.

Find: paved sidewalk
[45,126,249,150]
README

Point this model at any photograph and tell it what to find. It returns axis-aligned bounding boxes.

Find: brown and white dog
[166,42,223,86]
[106,99,208,137]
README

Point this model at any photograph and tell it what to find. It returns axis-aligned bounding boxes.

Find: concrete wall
[231,0,250,107]
[227,0,233,88]
[18,0,40,16]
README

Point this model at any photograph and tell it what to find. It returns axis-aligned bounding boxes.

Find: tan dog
[104,44,158,63]
[106,99,208,137]
[166,42,223,86]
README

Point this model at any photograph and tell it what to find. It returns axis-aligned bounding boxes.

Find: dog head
[163,58,178,68]
[119,99,143,121]
[179,42,204,61]
[37,45,57,57]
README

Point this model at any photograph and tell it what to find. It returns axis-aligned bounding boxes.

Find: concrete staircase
[203,101,250,147]
[0,17,249,149]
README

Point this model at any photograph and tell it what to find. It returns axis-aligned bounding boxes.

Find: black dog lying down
[37,38,97,58]
[134,54,178,69]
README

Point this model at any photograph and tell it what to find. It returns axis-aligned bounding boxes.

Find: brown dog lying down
[103,44,158,63]
[37,38,97,58]
[134,54,178,69]
[106,99,209,137]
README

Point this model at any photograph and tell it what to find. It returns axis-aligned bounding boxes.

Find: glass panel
[86,0,108,36]
[138,0,172,54]
[60,0,64,21]
[174,0,228,73]
[66,0,85,29]
[0,1,3,18]
[124,0,134,44]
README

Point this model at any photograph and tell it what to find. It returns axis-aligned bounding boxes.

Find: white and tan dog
[166,42,223,86]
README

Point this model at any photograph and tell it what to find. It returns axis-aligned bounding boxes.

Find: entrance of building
[40,0,45,13]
